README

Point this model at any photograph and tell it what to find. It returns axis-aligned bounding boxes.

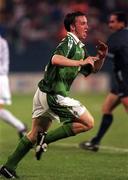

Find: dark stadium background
[0,0,127,72]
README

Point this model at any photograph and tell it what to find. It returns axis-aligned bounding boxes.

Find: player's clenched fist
[80,56,99,67]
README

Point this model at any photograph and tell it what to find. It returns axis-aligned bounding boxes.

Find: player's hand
[80,56,99,67]
[96,40,108,59]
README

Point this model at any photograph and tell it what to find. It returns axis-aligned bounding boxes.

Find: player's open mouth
[84,30,88,36]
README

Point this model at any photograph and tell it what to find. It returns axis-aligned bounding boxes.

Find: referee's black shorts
[110,79,128,98]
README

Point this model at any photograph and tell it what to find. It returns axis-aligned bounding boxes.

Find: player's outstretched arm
[52,54,98,67]
[52,54,83,67]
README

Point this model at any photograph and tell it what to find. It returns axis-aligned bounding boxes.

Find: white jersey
[0,35,9,75]
[0,36,11,105]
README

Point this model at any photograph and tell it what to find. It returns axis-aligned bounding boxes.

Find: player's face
[73,16,88,41]
[108,15,124,31]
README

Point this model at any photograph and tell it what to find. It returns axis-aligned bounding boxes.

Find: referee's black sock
[91,114,113,144]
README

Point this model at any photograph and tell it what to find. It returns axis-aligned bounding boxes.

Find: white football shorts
[32,88,87,121]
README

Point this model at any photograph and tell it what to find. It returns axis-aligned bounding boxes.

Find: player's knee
[82,117,94,131]
[87,117,94,129]
[81,111,94,127]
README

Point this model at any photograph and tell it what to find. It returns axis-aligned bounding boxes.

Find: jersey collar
[67,32,85,48]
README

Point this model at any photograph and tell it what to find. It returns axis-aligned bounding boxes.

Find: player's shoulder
[58,35,75,50]
[120,27,128,40]
[107,29,123,45]
[0,35,6,42]
[61,34,75,45]
[0,36,8,46]
[107,28,128,50]
[110,28,128,39]
[108,31,118,41]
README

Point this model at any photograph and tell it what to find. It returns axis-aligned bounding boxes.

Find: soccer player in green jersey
[0,11,107,178]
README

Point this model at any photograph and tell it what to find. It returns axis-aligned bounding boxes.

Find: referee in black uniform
[80,11,128,151]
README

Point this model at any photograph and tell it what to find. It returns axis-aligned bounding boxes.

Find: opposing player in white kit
[0,34,27,138]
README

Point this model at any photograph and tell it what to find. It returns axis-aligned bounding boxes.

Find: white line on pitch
[52,143,128,153]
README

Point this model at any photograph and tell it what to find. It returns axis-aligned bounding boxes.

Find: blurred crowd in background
[0,0,128,72]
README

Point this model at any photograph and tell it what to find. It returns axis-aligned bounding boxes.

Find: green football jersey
[38,32,90,96]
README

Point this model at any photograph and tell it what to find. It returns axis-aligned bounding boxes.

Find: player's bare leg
[0,104,27,138]
[27,117,52,160]
[42,109,94,149]
[121,96,128,113]
[72,109,94,133]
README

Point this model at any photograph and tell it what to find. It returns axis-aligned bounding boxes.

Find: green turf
[0,93,128,180]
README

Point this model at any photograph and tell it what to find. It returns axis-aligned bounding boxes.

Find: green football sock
[45,122,75,144]
[5,136,33,171]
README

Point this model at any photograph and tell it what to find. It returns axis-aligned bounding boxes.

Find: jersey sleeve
[54,37,75,58]
[80,64,93,77]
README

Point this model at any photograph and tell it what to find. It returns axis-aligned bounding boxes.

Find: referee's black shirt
[107,27,128,82]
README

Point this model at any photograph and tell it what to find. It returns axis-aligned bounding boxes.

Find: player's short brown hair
[64,11,86,31]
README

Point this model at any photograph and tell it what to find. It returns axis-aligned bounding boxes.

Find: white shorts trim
[56,95,86,118]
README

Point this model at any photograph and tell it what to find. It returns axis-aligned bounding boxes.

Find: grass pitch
[0,93,128,180]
